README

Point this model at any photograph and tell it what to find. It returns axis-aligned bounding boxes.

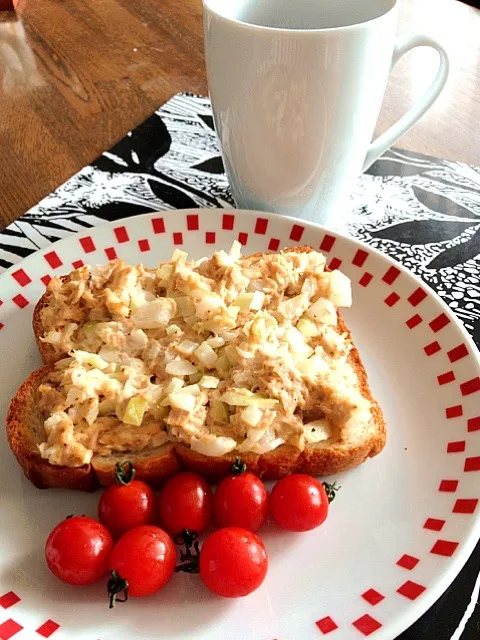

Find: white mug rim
[202,0,398,33]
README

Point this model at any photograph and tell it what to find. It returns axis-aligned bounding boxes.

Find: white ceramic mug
[203,0,449,227]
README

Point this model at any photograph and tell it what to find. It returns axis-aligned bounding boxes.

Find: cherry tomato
[45,516,113,585]
[270,474,329,532]
[213,470,268,532]
[98,462,156,539]
[108,525,175,602]
[158,471,213,536]
[199,527,268,598]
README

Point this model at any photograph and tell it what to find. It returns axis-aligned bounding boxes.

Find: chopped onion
[220,389,278,409]
[177,384,201,396]
[306,297,337,325]
[284,327,314,360]
[199,375,220,389]
[132,298,176,329]
[156,263,173,283]
[122,397,148,426]
[229,240,242,260]
[206,336,225,349]
[194,293,224,319]
[71,350,109,371]
[328,270,352,307]
[177,339,200,355]
[297,317,320,338]
[165,358,198,376]
[240,405,263,428]
[174,296,195,317]
[304,419,332,443]
[297,355,329,378]
[251,430,285,454]
[194,342,218,368]
[190,434,237,457]
[215,355,231,377]
[168,392,196,412]
[166,324,182,336]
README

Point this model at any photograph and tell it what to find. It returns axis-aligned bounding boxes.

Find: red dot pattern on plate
[408,288,427,307]
[429,313,450,333]
[447,343,469,362]
[173,232,183,245]
[453,499,478,514]
[468,416,480,432]
[359,272,373,287]
[41,275,52,286]
[36,620,60,638]
[222,213,234,230]
[465,456,480,472]
[205,232,216,244]
[424,341,441,356]
[406,314,422,329]
[438,371,455,385]
[430,540,459,557]
[423,518,445,532]
[72,259,84,269]
[0,619,23,639]
[255,218,268,234]
[396,554,419,570]
[79,236,95,253]
[315,616,338,634]
[0,592,20,609]
[439,479,458,492]
[384,292,400,307]
[328,257,342,271]
[352,614,382,636]
[397,580,426,600]
[447,441,466,453]
[446,405,463,419]
[44,251,62,269]
[289,224,304,242]
[382,266,400,285]
[238,232,248,246]
[114,226,129,243]
[186,214,199,230]
[138,239,150,252]
[105,247,117,260]
[319,234,335,252]
[11,269,31,287]
[12,294,28,309]
[268,238,280,251]
[352,249,368,267]
[460,377,480,396]
[152,217,165,234]
[361,589,385,606]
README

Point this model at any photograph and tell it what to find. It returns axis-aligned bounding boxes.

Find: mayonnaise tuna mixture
[37,243,371,467]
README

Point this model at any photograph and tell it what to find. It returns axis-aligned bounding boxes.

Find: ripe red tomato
[269,474,329,532]
[199,527,268,598]
[108,525,175,603]
[213,471,268,532]
[158,471,213,536]
[45,516,113,585]
[98,462,156,539]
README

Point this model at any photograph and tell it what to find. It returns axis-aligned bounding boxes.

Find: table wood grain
[0,0,478,229]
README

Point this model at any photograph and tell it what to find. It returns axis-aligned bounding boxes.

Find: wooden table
[0,0,479,229]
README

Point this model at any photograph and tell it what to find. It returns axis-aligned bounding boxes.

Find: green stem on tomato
[114,461,136,485]
[107,570,129,608]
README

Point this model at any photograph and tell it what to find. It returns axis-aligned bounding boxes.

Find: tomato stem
[322,481,341,503]
[174,529,200,574]
[114,461,136,485]
[107,570,129,608]
[230,457,247,475]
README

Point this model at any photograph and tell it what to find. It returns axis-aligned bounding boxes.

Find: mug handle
[363,34,449,171]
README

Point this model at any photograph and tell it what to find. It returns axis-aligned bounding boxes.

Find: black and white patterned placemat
[0,93,478,639]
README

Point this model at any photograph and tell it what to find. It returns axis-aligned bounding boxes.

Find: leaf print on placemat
[411,186,480,220]
[371,219,478,245]
[424,227,480,270]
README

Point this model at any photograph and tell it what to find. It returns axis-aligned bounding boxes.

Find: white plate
[0,209,479,640]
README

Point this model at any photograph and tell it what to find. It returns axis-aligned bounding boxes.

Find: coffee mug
[203,0,449,227]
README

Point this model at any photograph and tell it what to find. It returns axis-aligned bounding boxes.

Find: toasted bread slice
[7,314,385,490]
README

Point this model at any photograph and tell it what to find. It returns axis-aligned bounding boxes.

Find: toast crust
[11,246,386,490]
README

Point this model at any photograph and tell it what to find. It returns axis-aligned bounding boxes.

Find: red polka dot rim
[0,209,478,640]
